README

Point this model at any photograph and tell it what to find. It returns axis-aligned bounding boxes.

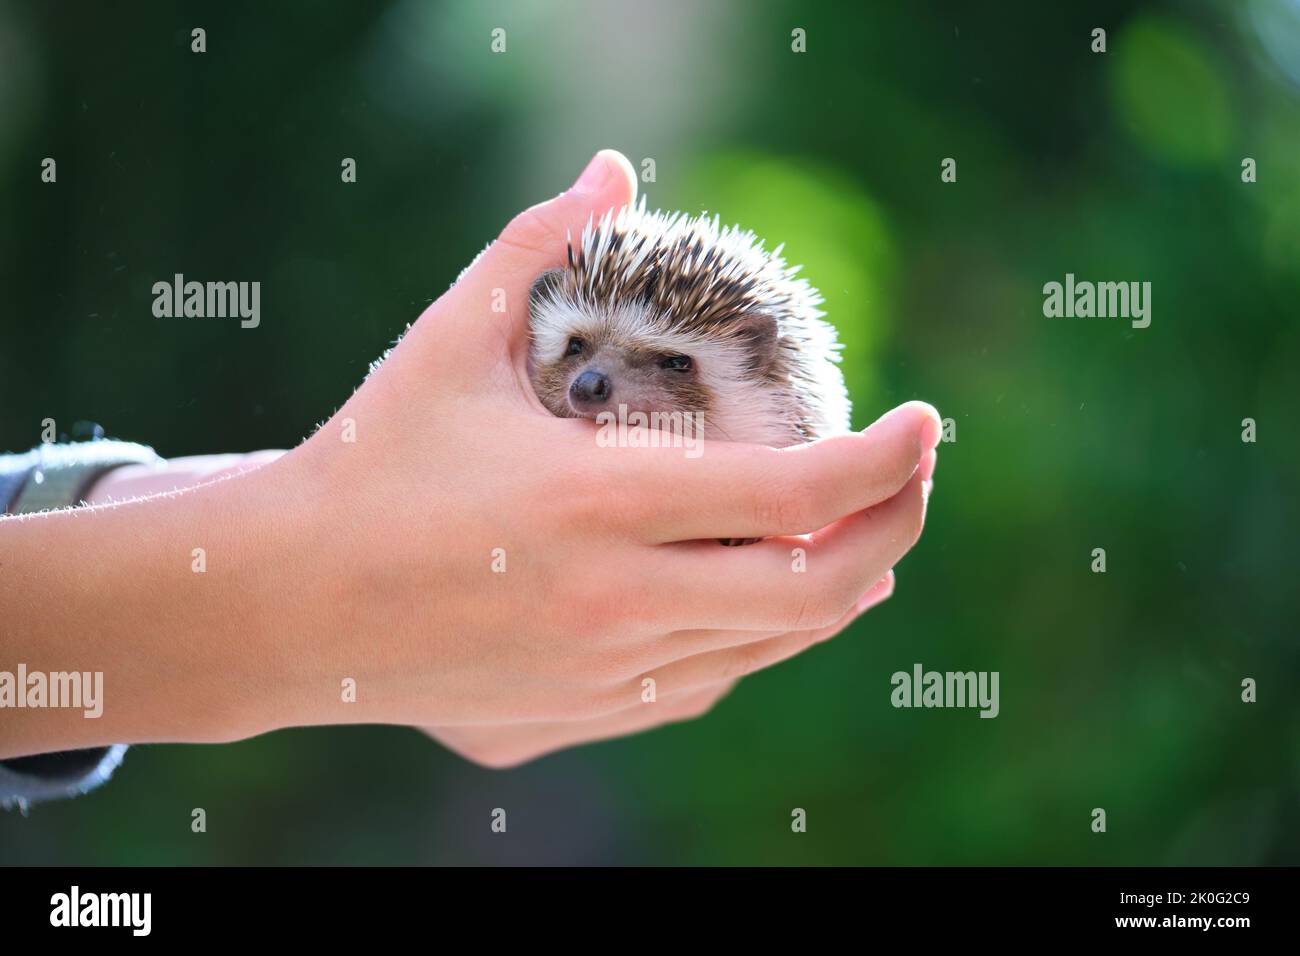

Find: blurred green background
[2,0,1298,865]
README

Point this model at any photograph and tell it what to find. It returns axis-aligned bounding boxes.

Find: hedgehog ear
[529,268,565,311]
[734,311,779,371]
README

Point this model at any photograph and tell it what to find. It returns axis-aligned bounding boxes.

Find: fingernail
[922,478,934,503]
[571,152,611,195]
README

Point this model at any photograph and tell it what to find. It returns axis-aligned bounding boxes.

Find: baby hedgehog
[527,198,851,448]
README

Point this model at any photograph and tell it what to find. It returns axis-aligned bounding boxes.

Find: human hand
[425,570,900,768]
[269,149,940,757]
[81,440,906,768]
[0,150,938,763]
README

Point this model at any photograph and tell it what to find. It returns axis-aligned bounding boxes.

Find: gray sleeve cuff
[1,439,160,513]
[1,438,161,809]
[0,747,129,812]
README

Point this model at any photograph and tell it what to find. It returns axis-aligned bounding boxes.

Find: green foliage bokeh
[1,0,1297,865]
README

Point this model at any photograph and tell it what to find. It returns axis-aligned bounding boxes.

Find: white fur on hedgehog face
[529,294,803,447]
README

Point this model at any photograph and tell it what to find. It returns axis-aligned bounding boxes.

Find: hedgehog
[527,198,852,450]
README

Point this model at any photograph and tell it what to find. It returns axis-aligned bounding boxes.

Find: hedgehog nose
[570,370,612,406]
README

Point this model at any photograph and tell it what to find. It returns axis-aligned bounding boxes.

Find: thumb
[442,149,639,339]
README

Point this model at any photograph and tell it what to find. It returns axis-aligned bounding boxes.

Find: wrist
[84,450,289,505]
[160,454,318,744]
[0,455,307,756]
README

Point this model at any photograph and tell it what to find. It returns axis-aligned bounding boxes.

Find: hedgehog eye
[565,337,585,357]
[659,354,693,372]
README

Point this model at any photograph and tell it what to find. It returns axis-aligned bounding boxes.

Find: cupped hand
[265,150,940,763]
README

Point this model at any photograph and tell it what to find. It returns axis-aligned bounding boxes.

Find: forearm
[0,459,305,759]
[83,450,288,505]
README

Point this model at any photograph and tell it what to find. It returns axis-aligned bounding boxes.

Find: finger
[641,576,892,695]
[428,682,736,769]
[595,401,940,543]
[920,444,937,482]
[655,471,927,630]
[435,149,638,344]
[655,571,895,662]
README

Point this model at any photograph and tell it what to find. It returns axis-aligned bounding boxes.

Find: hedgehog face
[535,315,711,419]
[523,200,853,447]
[528,275,787,441]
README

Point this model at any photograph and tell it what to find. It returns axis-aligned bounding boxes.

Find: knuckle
[553,573,635,638]
[755,476,812,534]
[477,749,532,770]
[450,739,515,770]
[593,590,643,634]
[791,590,845,631]
[673,692,718,722]
[538,455,633,535]
[497,205,561,257]
[826,561,867,618]
[719,644,761,682]
[533,471,590,530]
[879,443,921,493]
